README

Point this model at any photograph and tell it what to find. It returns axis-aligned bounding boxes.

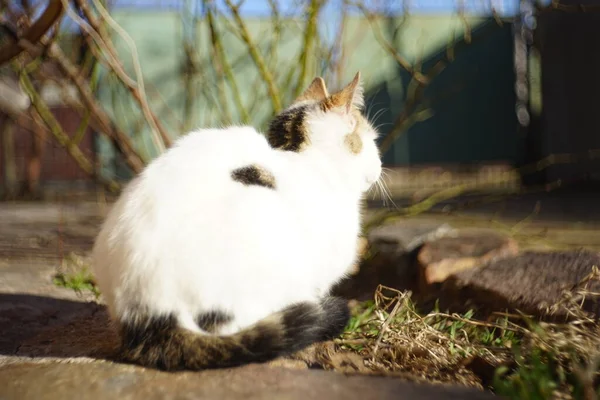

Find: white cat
[92,72,382,370]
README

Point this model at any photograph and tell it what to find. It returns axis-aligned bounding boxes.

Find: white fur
[92,100,382,336]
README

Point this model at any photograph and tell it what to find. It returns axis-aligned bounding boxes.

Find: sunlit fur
[91,73,382,370]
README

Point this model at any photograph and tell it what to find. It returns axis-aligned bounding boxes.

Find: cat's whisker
[378,180,388,207]
[377,180,391,208]
[365,101,375,122]
[365,181,375,200]
[377,174,398,210]
[373,181,382,206]
[370,108,387,126]
[365,99,382,122]
[372,182,380,201]
[365,88,384,121]
[376,180,385,206]
[373,122,393,132]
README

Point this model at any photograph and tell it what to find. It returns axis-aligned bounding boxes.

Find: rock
[333,220,454,299]
[418,229,519,288]
[445,249,600,318]
[369,219,454,254]
[0,361,498,400]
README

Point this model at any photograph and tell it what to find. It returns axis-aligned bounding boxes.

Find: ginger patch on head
[344,131,363,154]
[344,110,367,154]
[231,164,276,189]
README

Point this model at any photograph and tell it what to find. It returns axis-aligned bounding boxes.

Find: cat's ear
[293,77,329,104]
[322,71,364,114]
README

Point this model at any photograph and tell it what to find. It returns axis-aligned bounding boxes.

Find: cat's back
[155,126,270,176]
[96,125,274,251]
[125,125,276,221]
[134,126,271,199]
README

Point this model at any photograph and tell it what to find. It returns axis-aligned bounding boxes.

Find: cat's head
[267,72,382,193]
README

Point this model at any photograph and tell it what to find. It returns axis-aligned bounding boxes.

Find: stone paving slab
[446,249,600,318]
[0,361,497,400]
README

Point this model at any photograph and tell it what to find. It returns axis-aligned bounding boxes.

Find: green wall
[95,11,519,180]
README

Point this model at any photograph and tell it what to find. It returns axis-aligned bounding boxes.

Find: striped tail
[118,297,350,371]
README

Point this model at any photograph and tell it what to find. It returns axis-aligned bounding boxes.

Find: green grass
[333,286,600,398]
[494,348,565,400]
[52,253,100,298]
[53,268,100,298]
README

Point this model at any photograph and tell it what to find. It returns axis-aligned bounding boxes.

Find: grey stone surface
[418,228,519,286]
[368,219,454,254]
[0,362,497,400]
[445,249,600,318]
[335,219,455,299]
[0,202,104,262]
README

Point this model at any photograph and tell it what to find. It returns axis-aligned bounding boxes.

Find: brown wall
[0,107,95,185]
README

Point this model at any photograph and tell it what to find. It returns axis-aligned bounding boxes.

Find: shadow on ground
[0,294,118,361]
[333,251,420,301]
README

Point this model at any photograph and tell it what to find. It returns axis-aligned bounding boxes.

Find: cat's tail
[118,297,350,371]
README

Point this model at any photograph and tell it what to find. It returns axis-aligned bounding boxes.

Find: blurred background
[4,4,600,397]
[0,0,598,202]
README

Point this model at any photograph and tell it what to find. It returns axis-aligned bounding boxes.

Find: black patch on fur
[267,105,310,152]
[318,296,351,340]
[231,164,276,189]
[120,313,184,371]
[196,310,233,333]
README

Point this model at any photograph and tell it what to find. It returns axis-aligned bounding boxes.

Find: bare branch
[293,0,322,98]
[69,0,171,150]
[16,64,120,192]
[223,0,282,113]
[47,44,145,173]
[352,2,425,83]
[0,0,63,64]
[206,4,250,124]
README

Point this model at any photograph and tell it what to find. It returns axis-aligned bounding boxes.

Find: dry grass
[311,274,600,399]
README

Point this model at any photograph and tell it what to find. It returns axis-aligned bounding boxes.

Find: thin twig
[351,2,423,82]
[206,4,249,124]
[46,43,145,173]
[89,0,168,149]
[293,0,322,98]
[69,0,171,151]
[224,0,282,113]
[372,296,403,357]
[17,65,119,192]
